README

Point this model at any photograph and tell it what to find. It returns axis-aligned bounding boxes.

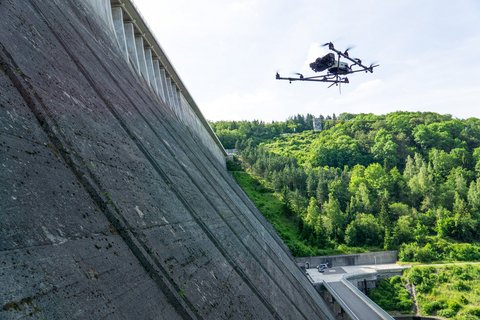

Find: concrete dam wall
[0,0,334,319]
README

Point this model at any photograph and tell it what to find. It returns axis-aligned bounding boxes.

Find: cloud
[204,89,278,121]
[134,0,480,121]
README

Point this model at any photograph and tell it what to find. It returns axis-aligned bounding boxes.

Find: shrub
[368,276,412,312]
[398,242,419,261]
[437,308,457,318]
[423,300,447,314]
[464,306,480,317]
[226,156,243,171]
[399,242,441,262]
[447,243,480,261]
[451,280,471,292]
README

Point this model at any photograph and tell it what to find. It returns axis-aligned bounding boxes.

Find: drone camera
[310,53,335,73]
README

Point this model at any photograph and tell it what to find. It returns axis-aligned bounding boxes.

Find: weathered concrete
[307,264,409,320]
[297,251,398,268]
[0,0,334,319]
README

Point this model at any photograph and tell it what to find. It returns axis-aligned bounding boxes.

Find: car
[317,263,329,273]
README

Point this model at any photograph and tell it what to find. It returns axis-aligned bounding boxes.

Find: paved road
[308,263,409,283]
[325,281,387,320]
[307,264,407,320]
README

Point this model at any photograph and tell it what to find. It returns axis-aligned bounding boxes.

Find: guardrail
[340,272,395,320]
[322,281,363,320]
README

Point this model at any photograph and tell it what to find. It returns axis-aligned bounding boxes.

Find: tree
[452,192,478,242]
[468,178,480,214]
[316,177,329,209]
[314,215,332,247]
[323,194,347,243]
[310,132,364,168]
[305,169,317,198]
[371,129,399,168]
[349,183,372,214]
[345,213,384,247]
[305,197,321,227]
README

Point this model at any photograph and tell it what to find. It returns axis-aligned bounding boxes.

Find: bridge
[308,264,409,320]
[0,0,336,319]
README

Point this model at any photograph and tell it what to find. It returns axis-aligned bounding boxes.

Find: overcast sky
[134,0,480,122]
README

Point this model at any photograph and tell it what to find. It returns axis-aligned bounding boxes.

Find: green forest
[211,112,480,260]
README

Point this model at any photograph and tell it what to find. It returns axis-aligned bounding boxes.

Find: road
[307,264,408,320]
[324,281,387,320]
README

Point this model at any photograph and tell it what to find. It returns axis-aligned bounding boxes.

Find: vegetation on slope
[368,275,413,314]
[369,264,480,319]
[213,112,480,260]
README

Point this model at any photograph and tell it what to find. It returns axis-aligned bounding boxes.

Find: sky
[133,0,480,122]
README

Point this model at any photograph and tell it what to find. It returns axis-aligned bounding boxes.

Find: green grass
[368,276,413,314]
[370,264,480,319]
[405,264,480,319]
[231,170,318,256]
[231,169,382,257]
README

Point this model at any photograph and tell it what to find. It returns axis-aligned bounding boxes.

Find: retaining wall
[297,251,398,268]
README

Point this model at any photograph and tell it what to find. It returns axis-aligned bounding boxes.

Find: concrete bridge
[299,252,409,320]
[0,0,336,319]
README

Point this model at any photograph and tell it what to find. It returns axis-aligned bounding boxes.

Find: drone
[275,42,379,89]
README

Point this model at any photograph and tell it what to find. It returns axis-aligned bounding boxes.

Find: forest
[211,112,480,260]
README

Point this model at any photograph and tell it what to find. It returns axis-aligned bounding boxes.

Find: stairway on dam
[0,0,335,319]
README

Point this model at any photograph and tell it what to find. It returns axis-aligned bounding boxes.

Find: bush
[399,242,440,262]
[345,213,384,247]
[415,243,439,262]
[464,306,480,317]
[437,308,457,318]
[368,276,413,312]
[423,300,447,314]
[447,243,480,261]
[405,266,438,293]
[398,242,419,261]
[226,156,243,171]
[451,280,471,291]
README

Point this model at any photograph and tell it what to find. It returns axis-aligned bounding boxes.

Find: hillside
[212,112,480,259]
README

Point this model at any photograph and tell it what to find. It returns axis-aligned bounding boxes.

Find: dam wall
[0,0,334,319]
[87,0,226,166]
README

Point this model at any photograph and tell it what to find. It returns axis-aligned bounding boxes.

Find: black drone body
[275,42,378,88]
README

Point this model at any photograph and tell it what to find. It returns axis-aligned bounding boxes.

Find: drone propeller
[368,63,379,72]
[293,72,304,79]
[343,46,354,57]
[322,42,335,50]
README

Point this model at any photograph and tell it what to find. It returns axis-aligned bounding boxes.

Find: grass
[231,169,381,257]
[368,276,413,314]
[405,264,480,319]
[231,170,319,256]
[369,264,480,319]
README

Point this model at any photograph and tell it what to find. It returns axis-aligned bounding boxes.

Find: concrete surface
[308,264,410,320]
[297,251,398,268]
[308,264,409,283]
[0,0,334,319]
